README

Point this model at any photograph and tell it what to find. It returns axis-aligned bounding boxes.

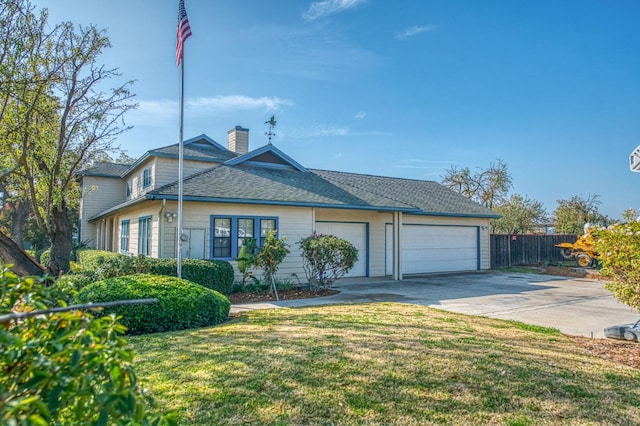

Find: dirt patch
[542,265,603,280]
[571,336,640,370]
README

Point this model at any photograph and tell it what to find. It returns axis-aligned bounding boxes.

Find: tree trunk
[47,202,73,277]
[10,199,30,249]
[0,231,45,276]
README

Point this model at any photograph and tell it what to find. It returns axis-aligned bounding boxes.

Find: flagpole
[177,46,185,278]
[176,0,191,279]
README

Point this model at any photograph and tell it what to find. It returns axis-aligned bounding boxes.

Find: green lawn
[131,303,640,425]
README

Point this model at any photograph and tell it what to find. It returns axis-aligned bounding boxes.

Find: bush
[298,233,359,288]
[0,266,174,424]
[71,250,234,295]
[77,274,231,335]
[593,217,640,311]
[147,258,235,295]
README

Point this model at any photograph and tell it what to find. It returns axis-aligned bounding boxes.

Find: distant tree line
[440,160,613,235]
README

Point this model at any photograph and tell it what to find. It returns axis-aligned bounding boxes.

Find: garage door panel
[315,222,367,277]
[398,225,478,275]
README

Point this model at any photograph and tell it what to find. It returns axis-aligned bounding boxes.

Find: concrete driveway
[231,271,639,338]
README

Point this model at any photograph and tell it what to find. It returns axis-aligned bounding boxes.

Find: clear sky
[34,0,640,219]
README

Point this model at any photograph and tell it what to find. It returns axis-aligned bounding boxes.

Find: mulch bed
[227,288,338,304]
[227,268,639,370]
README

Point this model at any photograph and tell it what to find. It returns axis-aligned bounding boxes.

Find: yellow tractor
[556,231,598,267]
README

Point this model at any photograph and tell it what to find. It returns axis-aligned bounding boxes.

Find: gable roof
[145,163,416,212]
[79,162,132,178]
[121,134,236,177]
[88,139,499,221]
[224,144,308,172]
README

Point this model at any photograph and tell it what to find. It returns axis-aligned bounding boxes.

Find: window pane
[238,218,254,248]
[214,218,230,237]
[214,218,231,257]
[138,217,151,256]
[260,219,276,236]
[260,219,276,244]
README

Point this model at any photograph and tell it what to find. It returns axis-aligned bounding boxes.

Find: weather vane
[265,115,277,144]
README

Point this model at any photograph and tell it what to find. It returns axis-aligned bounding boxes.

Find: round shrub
[77,274,231,335]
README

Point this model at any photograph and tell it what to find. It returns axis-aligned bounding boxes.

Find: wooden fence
[490,234,578,269]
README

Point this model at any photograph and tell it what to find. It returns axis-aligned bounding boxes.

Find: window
[120,220,130,253]
[142,167,152,188]
[211,216,278,259]
[126,180,132,197]
[213,217,231,258]
[138,216,152,256]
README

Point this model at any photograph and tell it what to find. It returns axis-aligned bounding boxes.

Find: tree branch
[0,298,158,324]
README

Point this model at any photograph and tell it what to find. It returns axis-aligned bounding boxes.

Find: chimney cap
[228,125,249,133]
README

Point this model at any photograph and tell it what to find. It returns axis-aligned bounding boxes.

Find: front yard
[131,303,640,425]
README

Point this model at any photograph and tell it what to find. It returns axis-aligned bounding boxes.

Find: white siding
[158,202,315,282]
[79,176,126,248]
[154,157,219,189]
[101,198,492,283]
[315,209,391,277]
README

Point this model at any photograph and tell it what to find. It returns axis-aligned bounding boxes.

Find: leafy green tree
[441,159,512,208]
[236,237,259,287]
[0,266,175,424]
[0,0,135,276]
[491,194,547,234]
[553,194,608,234]
[254,230,289,285]
[593,212,640,312]
[298,233,359,289]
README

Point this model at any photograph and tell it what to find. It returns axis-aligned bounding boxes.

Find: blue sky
[35,0,640,219]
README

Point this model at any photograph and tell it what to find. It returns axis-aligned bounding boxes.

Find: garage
[386,224,479,275]
[315,221,368,277]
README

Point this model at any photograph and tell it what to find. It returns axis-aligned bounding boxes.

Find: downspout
[158,199,166,259]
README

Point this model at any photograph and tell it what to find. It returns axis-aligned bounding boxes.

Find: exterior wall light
[165,212,177,223]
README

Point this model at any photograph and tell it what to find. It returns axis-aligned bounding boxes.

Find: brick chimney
[227,126,249,155]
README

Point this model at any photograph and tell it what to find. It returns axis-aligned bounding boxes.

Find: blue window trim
[138,215,152,256]
[142,167,152,188]
[120,219,130,252]
[209,215,278,260]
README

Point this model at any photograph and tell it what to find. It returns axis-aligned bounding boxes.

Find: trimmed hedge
[77,274,231,335]
[147,258,234,295]
[71,250,234,294]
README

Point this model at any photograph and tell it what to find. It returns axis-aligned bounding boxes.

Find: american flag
[176,0,192,66]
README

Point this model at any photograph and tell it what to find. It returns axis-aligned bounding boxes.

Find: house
[79,126,499,281]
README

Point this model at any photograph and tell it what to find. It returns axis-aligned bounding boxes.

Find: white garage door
[386,224,478,275]
[315,222,367,277]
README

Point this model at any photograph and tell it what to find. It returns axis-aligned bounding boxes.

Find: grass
[497,266,543,274]
[130,303,640,425]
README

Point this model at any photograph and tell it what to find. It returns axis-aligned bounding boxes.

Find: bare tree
[0,0,136,275]
[441,159,512,209]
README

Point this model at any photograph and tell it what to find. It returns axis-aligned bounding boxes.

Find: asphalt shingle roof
[147,163,498,217]
[79,162,131,177]
[151,141,236,163]
[86,141,498,220]
[149,164,412,210]
[310,169,499,217]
